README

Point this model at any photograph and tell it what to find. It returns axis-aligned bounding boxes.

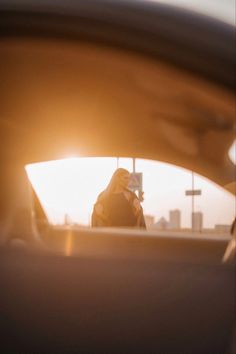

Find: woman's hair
[98,168,130,201]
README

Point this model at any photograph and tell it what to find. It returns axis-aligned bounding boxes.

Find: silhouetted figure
[92,168,146,228]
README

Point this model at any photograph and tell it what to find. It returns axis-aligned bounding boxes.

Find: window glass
[26,157,235,236]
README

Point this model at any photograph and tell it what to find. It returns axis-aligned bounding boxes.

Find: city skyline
[151,209,230,232]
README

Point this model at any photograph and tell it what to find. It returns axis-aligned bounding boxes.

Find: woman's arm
[129,192,146,229]
[91,202,109,227]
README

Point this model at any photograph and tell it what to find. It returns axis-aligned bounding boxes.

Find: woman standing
[92,168,146,228]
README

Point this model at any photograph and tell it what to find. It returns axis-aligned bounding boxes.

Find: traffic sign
[185,189,202,196]
[129,173,142,191]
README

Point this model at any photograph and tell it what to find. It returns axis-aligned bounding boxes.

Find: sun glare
[25,157,119,225]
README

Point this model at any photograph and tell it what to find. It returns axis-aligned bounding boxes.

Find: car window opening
[25,157,235,238]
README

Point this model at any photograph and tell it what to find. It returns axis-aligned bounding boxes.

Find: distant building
[192,212,203,232]
[64,213,73,226]
[214,224,231,233]
[154,217,169,230]
[144,214,155,228]
[169,209,181,229]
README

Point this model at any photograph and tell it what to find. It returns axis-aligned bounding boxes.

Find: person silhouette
[92,168,146,228]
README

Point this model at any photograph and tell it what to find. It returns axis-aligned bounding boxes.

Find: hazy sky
[26,157,235,228]
[154,0,235,25]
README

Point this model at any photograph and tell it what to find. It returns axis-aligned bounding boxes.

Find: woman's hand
[133,198,141,215]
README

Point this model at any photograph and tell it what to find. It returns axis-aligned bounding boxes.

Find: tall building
[169,209,181,229]
[192,212,203,232]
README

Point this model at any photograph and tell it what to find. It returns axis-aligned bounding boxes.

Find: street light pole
[192,171,194,230]
[185,172,201,232]
[132,158,136,173]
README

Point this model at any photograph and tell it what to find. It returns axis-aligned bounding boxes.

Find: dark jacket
[92,190,146,228]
